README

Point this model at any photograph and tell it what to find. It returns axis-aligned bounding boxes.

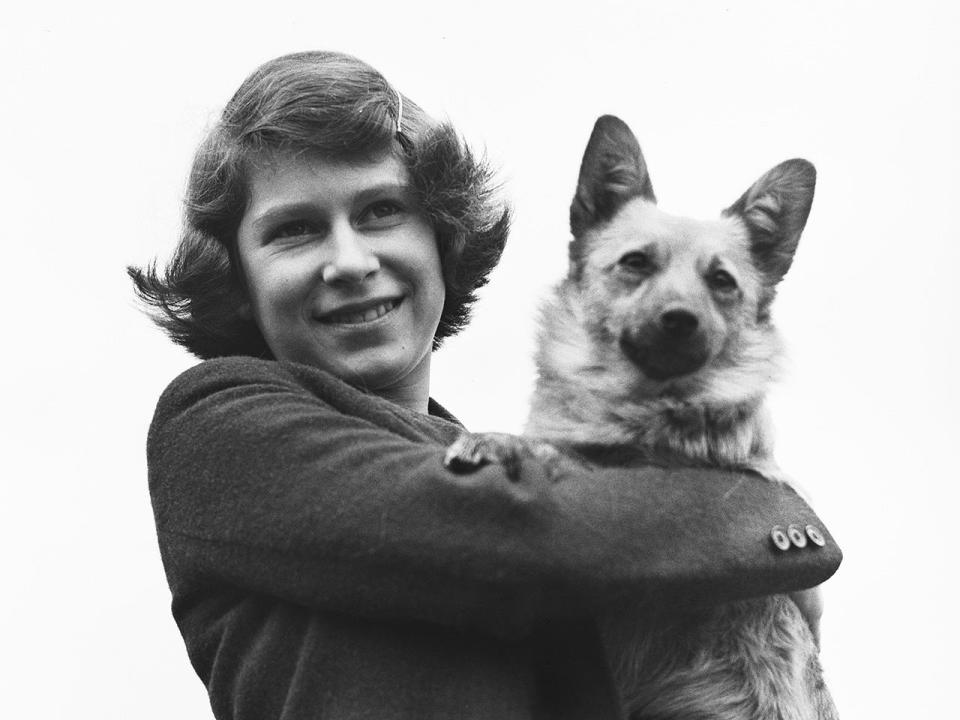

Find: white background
[3,1,958,717]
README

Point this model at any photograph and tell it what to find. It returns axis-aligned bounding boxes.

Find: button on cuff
[805,524,826,547]
[770,526,791,551]
[787,524,808,548]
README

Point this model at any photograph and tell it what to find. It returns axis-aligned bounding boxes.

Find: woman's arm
[148,356,841,636]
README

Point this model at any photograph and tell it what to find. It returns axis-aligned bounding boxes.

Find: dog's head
[566,115,815,395]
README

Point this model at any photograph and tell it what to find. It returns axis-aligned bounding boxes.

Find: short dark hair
[129,51,509,359]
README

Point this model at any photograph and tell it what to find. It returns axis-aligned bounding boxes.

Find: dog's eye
[708,269,738,292]
[619,252,651,272]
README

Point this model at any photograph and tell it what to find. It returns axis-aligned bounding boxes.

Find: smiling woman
[128,50,840,720]
[129,50,508,364]
[236,152,446,408]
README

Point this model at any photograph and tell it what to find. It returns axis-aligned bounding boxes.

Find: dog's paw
[443,433,560,482]
[443,432,525,480]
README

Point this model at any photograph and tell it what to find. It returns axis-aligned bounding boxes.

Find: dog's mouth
[626,346,709,380]
[620,326,710,381]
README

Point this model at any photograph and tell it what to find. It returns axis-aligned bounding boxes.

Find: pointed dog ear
[725,159,816,285]
[570,115,655,237]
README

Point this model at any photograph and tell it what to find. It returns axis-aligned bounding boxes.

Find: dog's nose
[660,309,699,339]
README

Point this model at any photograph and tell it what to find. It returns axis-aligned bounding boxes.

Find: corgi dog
[531,115,836,720]
[446,114,836,719]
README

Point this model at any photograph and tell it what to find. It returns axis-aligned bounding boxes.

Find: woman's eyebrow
[352,182,412,204]
[250,203,318,231]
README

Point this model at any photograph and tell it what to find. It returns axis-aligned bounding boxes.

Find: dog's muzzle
[620,309,709,380]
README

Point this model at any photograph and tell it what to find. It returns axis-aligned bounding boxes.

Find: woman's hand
[790,585,824,645]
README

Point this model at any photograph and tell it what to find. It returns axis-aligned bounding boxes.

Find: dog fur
[526,115,835,720]
[443,114,837,719]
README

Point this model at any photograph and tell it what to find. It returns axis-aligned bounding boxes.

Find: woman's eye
[708,269,738,292]
[370,201,402,218]
[619,252,651,272]
[271,220,318,240]
[358,200,406,225]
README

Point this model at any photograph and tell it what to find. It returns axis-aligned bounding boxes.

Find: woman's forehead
[247,149,406,187]
[243,151,410,215]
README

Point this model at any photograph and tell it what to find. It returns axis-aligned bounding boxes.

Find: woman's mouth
[319,297,402,326]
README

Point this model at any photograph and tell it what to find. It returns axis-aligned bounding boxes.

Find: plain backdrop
[3,1,958,717]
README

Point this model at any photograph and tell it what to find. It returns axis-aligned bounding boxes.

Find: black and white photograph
[3,2,958,717]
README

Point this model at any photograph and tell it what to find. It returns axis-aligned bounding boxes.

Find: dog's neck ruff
[528,383,772,468]
[525,285,778,469]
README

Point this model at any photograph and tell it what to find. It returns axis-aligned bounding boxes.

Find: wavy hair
[128,51,509,359]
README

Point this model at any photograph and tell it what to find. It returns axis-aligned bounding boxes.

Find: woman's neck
[378,382,430,414]
[375,354,433,414]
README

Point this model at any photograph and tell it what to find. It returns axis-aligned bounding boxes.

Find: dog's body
[444,115,836,719]
[525,116,836,720]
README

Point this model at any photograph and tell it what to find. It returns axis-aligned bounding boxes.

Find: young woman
[130,50,840,720]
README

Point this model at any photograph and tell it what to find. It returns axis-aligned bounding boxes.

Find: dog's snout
[660,309,699,339]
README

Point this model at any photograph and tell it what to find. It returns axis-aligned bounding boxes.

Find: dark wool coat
[147,356,842,720]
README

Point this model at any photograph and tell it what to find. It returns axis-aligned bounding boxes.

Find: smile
[318,298,402,326]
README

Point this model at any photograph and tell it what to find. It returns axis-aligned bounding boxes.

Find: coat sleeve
[148,357,842,637]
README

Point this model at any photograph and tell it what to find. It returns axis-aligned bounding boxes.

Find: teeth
[327,299,398,325]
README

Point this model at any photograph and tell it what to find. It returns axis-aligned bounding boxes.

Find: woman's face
[236,151,445,397]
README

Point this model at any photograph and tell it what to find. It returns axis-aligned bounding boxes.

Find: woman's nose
[321,225,380,284]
